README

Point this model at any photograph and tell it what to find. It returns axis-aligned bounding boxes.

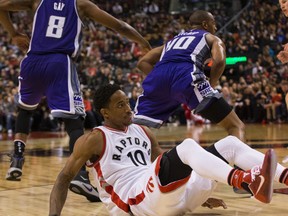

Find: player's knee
[63,117,84,135]
[221,136,243,149]
[15,108,34,134]
[222,135,239,143]
[180,138,202,152]
[63,117,84,153]
[183,138,198,146]
[19,107,33,115]
[159,147,192,186]
[214,136,250,159]
[194,93,233,123]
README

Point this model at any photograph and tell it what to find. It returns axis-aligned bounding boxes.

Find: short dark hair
[93,84,121,114]
[189,10,212,26]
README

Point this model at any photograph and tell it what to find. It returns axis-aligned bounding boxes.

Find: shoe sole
[6,168,22,181]
[69,181,101,202]
[248,149,277,203]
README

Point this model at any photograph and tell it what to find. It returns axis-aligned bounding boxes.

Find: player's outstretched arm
[0,0,34,11]
[0,10,17,37]
[137,45,164,76]
[77,0,151,53]
[49,131,104,215]
[0,10,30,52]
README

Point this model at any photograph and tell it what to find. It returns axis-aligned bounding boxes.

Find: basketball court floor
[0,123,288,215]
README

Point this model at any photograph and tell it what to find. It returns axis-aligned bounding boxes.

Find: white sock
[176,138,233,185]
[214,136,286,182]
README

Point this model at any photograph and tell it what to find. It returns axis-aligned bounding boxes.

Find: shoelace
[250,165,261,182]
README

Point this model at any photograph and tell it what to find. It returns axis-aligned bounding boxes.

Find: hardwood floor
[0,123,288,215]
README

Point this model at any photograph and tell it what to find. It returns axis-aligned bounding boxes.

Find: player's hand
[277,50,288,64]
[11,32,30,53]
[201,197,227,209]
[283,43,288,52]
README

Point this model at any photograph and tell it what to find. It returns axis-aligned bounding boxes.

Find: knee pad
[194,92,232,123]
[63,117,84,135]
[15,108,33,134]
[159,147,192,186]
[63,117,84,153]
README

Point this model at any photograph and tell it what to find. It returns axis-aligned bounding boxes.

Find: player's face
[105,90,133,130]
[206,13,217,34]
[280,0,288,17]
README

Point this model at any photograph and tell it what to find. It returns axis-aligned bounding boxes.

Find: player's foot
[248,149,277,203]
[232,165,252,195]
[6,154,25,181]
[69,170,101,202]
[233,186,252,195]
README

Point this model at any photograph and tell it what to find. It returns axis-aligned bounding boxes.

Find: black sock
[14,140,25,157]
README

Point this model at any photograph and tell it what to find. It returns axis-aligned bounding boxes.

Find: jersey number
[127,150,147,166]
[46,15,66,38]
[166,36,195,51]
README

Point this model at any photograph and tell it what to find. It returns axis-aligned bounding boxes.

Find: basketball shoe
[233,165,252,195]
[69,170,101,202]
[230,149,277,203]
[248,149,277,203]
[6,154,25,181]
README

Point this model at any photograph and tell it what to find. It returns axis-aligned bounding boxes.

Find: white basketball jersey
[91,124,152,215]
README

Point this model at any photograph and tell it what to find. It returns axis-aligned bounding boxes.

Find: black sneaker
[6,154,25,181]
[69,170,101,202]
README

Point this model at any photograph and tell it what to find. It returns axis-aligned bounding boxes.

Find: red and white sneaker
[248,149,277,203]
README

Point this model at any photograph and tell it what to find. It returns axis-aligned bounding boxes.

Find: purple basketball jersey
[133,29,216,128]
[15,0,85,118]
[28,0,82,58]
[157,29,211,69]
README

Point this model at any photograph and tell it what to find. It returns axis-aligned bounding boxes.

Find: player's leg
[158,141,234,187]
[133,65,179,128]
[47,54,100,202]
[6,108,33,181]
[212,136,288,186]
[6,56,42,181]
[175,138,277,203]
[63,117,100,202]
[193,91,245,141]
[217,110,246,194]
[217,110,245,141]
[193,90,246,193]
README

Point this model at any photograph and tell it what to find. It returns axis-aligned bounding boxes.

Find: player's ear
[202,21,208,30]
[100,108,108,119]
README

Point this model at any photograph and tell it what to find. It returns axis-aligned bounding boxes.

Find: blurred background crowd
[1,0,288,137]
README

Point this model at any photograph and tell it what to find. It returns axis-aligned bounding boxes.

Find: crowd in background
[0,0,288,137]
